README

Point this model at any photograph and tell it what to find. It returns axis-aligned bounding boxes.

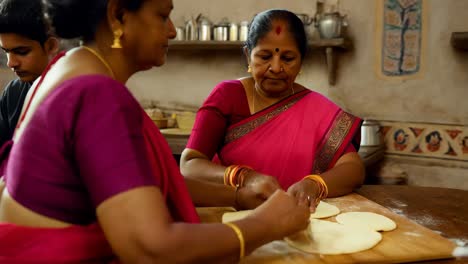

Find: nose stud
[269,66,284,72]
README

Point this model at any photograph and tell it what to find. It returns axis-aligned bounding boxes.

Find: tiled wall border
[380,121,468,162]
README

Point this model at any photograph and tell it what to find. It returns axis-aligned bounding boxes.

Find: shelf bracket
[325,47,336,85]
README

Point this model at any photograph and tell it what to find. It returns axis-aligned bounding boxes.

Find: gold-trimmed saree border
[312,111,357,174]
[224,91,309,145]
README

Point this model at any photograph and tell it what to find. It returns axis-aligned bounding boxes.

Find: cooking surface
[197,191,456,263]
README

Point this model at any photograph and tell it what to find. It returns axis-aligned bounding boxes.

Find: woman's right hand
[248,190,310,240]
[236,172,282,209]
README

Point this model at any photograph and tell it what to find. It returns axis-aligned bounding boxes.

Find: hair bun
[45,0,106,40]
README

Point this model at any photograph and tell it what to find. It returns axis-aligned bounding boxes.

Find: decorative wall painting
[376,0,427,80]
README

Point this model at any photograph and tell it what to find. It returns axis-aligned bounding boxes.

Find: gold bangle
[224,222,245,260]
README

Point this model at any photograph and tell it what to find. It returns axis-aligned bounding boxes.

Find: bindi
[275,48,280,53]
[275,26,282,35]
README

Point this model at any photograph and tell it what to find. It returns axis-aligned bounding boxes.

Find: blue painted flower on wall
[393,129,409,150]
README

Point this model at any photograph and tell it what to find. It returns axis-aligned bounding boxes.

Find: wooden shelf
[169,40,245,51]
[169,38,352,51]
[451,32,468,51]
[310,38,352,50]
[169,38,352,85]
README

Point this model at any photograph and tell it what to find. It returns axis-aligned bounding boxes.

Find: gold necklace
[81,46,115,79]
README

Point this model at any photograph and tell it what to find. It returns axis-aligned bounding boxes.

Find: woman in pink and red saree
[0,1,310,263]
[181,9,365,211]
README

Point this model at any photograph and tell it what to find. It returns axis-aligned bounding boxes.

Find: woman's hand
[236,172,282,209]
[287,179,320,212]
[249,189,310,240]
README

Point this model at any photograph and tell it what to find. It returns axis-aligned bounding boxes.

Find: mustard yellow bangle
[224,222,245,260]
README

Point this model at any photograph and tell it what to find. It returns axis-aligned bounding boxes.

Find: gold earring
[247,65,252,73]
[111,29,123,49]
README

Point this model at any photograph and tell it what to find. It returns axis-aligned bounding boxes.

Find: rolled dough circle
[336,212,397,231]
[285,219,382,255]
[222,201,340,223]
[310,201,340,219]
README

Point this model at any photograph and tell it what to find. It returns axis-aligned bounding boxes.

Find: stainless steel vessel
[316,12,347,39]
[361,120,383,146]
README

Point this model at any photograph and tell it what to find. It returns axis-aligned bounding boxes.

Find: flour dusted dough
[309,201,340,219]
[285,219,382,255]
[222,210,253,223]
[222,201,340,223]
[336,212,397,231]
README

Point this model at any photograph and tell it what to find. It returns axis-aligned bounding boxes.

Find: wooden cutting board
[196,193,456,263]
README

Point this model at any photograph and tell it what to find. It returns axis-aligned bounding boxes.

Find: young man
[0,0,58,148]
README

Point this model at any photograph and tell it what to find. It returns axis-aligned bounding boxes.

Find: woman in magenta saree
[181,9,365,210]
[0,2,311,263]
[219,89,361,189]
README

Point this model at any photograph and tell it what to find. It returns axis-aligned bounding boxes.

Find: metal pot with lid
[361,119,383,146]
[214,18,230,41]
[315,12,348,39]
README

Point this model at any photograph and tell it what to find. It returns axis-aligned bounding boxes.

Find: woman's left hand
[287,179,320,212]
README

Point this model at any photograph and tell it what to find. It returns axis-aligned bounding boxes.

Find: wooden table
[356,185,468,263]
[197,185,468,263]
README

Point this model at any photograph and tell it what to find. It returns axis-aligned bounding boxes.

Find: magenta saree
[0,110,200,263]
[0,52,199,262]
[218,89,362,189]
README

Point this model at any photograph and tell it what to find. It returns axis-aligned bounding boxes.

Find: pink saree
[218,89,362,189]
[0,111,199,263]
[0,52,199,262]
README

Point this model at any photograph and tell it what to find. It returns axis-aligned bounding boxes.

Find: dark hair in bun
[44,0,146,41]
[245,9,308,60]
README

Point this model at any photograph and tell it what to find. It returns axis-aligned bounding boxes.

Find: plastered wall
[128,0,468,125]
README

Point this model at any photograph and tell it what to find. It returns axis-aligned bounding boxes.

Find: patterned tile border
[380,121,468,162]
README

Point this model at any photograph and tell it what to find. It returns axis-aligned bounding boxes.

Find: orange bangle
[224,165,235,185]
[303,174,329,202]
[224,165,253,187]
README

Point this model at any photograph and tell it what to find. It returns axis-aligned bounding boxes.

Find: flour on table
[285,219,382,255]
[403,231,422,237]
[389,207,404,215]
[336,212,397,231]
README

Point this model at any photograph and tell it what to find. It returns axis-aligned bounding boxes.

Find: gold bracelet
[224,222,245,260]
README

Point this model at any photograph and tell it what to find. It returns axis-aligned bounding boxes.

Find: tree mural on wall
[382,0,422,76]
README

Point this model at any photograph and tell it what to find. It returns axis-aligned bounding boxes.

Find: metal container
[229,23,238,41]
[175,27,185,40]
[199,20,212,41]
[214,26,228,41]
[184,17,198,40]
[214,18,230,41]
[361,120,383,146]
[316,12,347,39]
[239,21,249,41]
